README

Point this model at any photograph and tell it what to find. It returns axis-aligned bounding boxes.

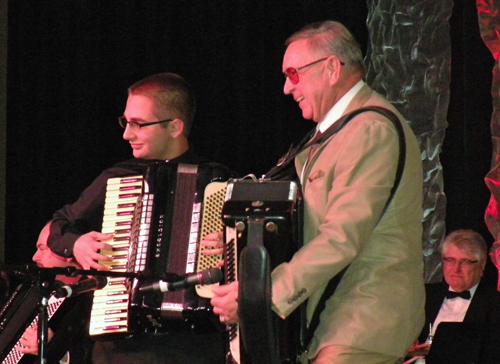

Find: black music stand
[426,322,500,364]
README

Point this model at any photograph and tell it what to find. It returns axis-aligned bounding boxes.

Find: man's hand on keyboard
[73,232,113,270]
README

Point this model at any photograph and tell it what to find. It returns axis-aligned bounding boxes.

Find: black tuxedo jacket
[418,280,500,343]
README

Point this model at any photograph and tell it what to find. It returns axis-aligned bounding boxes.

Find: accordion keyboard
[89,175,143,337]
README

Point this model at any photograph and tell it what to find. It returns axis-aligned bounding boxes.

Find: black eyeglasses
[118,116,173,129]
[283,57,345,85]
[442,257,479,267]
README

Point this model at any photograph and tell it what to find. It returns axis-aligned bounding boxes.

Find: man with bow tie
[415,229,500,356]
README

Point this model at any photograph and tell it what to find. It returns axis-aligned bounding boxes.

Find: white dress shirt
[431,283,478,338]
[317,80,365,133]
[301,80,365,183]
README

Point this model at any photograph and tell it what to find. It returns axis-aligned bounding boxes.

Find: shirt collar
[317,79,365,133]
[448,282,479,300]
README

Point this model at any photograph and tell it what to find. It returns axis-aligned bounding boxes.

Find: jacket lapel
[464,281,489,322]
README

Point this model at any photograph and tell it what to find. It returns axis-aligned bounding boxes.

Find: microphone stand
[0,264,146,279]
[0,263,191,364]
[35,267,55,364]
[0,264,147,364]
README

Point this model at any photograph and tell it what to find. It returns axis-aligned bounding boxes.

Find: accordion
[0,280,42,364]
[0,279,85,364]
[89,162,231,339]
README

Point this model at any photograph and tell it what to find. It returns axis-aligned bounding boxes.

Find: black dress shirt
[47,149,228,364]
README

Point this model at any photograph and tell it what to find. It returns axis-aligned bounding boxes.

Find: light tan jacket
[271,84,425,358]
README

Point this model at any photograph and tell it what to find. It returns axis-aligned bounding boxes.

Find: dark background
[5,1,496,283]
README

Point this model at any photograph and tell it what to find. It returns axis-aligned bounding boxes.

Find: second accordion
[89,161,231,339]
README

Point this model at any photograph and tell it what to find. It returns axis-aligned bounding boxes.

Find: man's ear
[170,119,185,138]
[327,55,343,85]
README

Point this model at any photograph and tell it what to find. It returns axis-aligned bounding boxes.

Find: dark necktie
[445,290,471,300]
[302,132,323,183]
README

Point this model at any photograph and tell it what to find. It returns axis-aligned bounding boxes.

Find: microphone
[54,276,108,298]
[139,268,223,293]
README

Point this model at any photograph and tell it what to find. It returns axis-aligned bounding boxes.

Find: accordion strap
[304,106,407,349]
[238,218,280,364]
[265,106,405,181]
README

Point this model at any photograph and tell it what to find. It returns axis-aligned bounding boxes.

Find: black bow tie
[445,290,471,300]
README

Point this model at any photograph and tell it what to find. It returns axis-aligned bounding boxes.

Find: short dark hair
[128,73,196,137]
[441,229,488,264]
[285,20,366,76]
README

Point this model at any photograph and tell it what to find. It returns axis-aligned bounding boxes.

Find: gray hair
[285,20,366,76]
[441,229,488,264]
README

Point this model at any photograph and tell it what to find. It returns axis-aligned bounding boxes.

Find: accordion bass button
[265,222,277,232]
[235,221,246,232]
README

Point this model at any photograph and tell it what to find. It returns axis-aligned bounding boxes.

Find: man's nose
[283,77,294,95]
[123,124,134,140]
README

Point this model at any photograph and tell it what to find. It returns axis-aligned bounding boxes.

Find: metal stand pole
[36,269,56,364]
